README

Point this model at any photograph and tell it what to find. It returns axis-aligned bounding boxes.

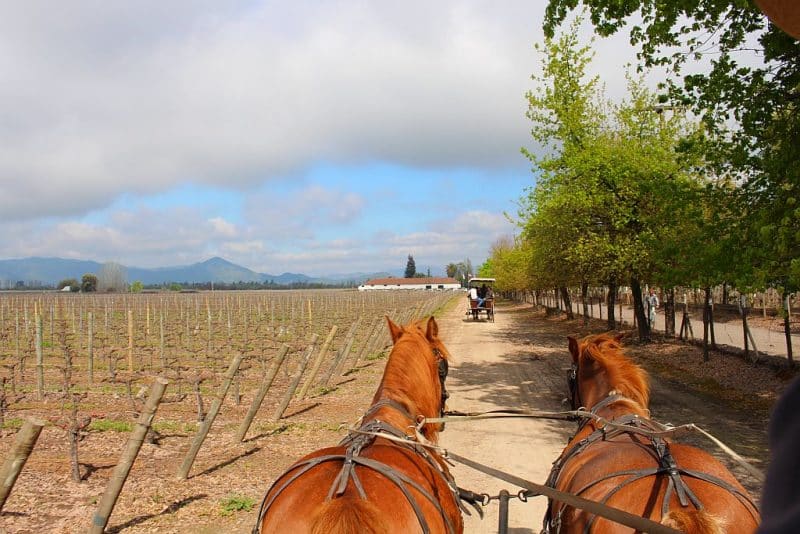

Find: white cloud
[0,1,551,221]
[208,217,237,238]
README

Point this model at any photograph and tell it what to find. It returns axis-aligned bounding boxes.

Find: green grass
[219,494,256,516]
[313,386,337,397]
[366,350,387,361]
[152,420,195,434]
[253,422,305,435]
[89,419,132,432]
[2,418,24,430]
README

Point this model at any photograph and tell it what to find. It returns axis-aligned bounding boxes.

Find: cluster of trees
[445,259,475,285]
[482,3,798,356]
[403,255,432,278]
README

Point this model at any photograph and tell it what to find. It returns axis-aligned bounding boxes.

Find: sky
[0,1,644,277]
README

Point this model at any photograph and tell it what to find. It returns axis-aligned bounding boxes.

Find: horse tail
[661,509,725,534]
[310,498,391,534]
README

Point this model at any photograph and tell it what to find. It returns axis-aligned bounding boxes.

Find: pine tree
[404,255,416,278]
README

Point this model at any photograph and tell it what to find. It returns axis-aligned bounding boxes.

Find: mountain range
[0,256,395,287]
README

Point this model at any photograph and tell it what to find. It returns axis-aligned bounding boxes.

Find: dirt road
[436,298,768,534]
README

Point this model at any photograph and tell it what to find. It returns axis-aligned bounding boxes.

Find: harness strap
[446,451,681,534]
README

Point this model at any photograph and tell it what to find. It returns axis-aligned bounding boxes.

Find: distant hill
[0,256,392,287]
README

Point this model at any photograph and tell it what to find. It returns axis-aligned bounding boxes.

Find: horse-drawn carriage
[465,277,495,322]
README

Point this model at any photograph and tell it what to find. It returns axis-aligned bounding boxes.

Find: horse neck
[575,395,650,440]
[368,338,440,439]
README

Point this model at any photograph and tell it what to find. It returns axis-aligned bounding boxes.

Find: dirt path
[436,298,769,533]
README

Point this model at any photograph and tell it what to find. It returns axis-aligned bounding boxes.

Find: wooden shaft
[235,345,289,442]
[177,353,244,480]
[90,377,168,533]
[0,418,46,511]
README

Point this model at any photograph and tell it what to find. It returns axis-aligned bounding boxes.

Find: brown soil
[0,297,787,533]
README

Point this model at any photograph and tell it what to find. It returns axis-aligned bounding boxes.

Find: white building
[358,277,461,291]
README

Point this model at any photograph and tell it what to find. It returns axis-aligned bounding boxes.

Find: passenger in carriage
[469,286,485,308]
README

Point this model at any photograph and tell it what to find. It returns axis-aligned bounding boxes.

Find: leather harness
[253,350,461,533]
[543,369,760,533]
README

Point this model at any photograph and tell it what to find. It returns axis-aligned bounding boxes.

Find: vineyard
[0,289,456,533]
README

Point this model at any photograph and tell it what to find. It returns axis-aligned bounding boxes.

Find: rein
[420,408,765,482]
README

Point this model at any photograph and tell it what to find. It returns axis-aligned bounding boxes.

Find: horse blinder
[567,364,579,411]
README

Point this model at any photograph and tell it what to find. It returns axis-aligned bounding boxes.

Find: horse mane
[580,333,650,409]
[377,318,446,442]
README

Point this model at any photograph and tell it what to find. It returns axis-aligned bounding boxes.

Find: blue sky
[0,1,641,276]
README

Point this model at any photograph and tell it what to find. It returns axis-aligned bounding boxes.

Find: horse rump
[661,509,726,534]
[310,497,391,534]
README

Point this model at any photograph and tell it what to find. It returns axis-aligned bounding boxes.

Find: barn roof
[363,277,459,286]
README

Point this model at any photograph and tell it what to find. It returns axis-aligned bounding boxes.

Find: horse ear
[386,316,403,343]
[425,316,439,341]
[568,336,580,363]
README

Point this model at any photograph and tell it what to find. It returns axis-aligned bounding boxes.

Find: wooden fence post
[0,418,46,512]
[297,326,338,399]
[90,377,168,533]
[177,353,244,480]
[271,334,319,422]
[235,345,290,442]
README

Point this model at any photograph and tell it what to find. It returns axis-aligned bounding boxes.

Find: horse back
[554,439,759,534]
[258,443,462,533]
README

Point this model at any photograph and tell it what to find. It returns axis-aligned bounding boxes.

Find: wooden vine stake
[90,377,168,533]
[87,312,94,386]
[235,344,290,442]
[127,309,134,372]
[0,418,46,512]
[271,334,319,422]
[297,325,338,399]
[321,317,361,386]
[35,313,43,400]
[177,353,244,480]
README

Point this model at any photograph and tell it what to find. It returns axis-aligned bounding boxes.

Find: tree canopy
[543,0,800,293]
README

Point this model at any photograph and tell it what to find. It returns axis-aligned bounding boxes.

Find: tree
[445,263,458,278]
[544,0,800,353]
[520,16,704,336]
[81,274,98,293]
[404,255,416,278]
[58,278,79,291]
[97,262,128,292]
[130,281,144,293]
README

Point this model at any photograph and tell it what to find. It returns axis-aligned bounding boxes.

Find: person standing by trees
[645,289,659,329]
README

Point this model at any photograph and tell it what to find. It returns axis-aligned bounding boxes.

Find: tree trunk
[709,293,717,349]
[702,287,711,362]
[581,282,589,326]
[607,278,617,330]
[631,278,650,342]
[784,292,794,367]
[664,287,676,337]
[560,287,574,319]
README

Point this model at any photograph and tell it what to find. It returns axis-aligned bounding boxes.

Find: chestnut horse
[253,316,464,534]
[544,333,760,534]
